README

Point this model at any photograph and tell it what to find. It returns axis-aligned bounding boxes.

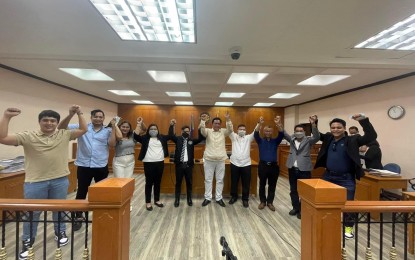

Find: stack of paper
[368,168,400,177]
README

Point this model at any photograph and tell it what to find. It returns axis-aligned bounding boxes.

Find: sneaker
[344,226,354,239]
[55,231,69,246]
[19,239,33,260]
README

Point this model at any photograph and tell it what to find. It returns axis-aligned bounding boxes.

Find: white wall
[284,75,415,181]
[0,68,118,159]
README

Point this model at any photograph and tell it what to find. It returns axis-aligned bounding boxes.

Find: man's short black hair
[349,126,359,132]
[181,125,190,131]
[91,109,105,117]
[237,124,246,129]
[294,124,304,131]
[212,117,221,123]
[38,110,60,123]
[330,118,346,127]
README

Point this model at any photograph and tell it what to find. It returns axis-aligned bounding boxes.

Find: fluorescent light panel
[108,90,140,96]
[269,93,300,99]
[219,92,245,98]
[297,75,350,86]
[89,0,195,43]
[147,71,187,83]
[254,103,275,107]
[166,91,191,97]
[215,102,234,106]
[132,100,153,104]
[227,73,269,84]
[59,68,114,81]
[175,101,193,105]
[355,14,415,50]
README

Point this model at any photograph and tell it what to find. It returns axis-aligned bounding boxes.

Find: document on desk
[368,168,400,177]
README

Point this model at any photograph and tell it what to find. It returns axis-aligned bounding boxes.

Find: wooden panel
[355,179,371,201]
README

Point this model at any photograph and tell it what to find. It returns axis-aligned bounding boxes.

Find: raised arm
[0,108,20,146]
[308,115,320,144]
[134,117,144,135]
[57,105,78,130]
[274,116,284,133]
[169,119,178,143]
[353,113,377,146]
[108,118,122,147]
[254,116,264,143]
[224,111,233,136]
[69,106,87,139]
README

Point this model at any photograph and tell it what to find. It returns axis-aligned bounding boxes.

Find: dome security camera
[229,46,242,60]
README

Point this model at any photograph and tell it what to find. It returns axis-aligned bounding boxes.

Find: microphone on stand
[220,236,238,260]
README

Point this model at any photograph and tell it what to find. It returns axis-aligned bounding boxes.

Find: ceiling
[1,0,415,107]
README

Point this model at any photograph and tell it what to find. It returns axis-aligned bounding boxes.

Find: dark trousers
[75,165,109,200]
[75,165,109,218]
[175,163,193,197]
[288,167,311,211]
[323,170,356,227]
[230,164,251,201]
[258,162,279,204]
[143,161,164,203]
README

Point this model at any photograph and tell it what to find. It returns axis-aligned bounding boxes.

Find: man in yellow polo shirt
[0,105,87,260]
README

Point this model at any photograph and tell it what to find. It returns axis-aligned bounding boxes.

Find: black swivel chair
[381,163,402,200]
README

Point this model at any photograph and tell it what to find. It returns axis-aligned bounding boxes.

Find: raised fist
[4,108,21,118]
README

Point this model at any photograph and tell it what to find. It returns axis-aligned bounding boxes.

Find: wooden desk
[356,174,408,219]
[0,160,77,199]
[160,158,258,196]
[403,191,415,255]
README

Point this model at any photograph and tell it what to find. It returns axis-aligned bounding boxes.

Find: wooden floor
[2,174,415,259]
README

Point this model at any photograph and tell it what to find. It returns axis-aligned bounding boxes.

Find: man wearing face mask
[254,116,284,211]
[283,115,319,219]
[169,119,205,207]
[228,119,261,208]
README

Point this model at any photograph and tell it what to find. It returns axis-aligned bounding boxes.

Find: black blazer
[361,143,383,169]
[314,118,377,180]
[133,132,171,161]
[169,125,205,167]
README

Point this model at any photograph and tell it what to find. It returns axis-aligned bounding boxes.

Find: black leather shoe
[174,198,179,208]
[243,200,249,208]
[297,212,301,219]
[202,199,211,207]
[216,199,226,207]
[228,197,237,204]
[155,202,164,208]
[146,206,153,211]
[289,209,299,216]
[73,220,82,231]
[187,197,193,206]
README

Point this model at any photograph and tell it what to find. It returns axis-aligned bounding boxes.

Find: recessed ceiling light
[175,101,193,105]
[297,75,350,86]
[269,93,300,99]
[355,14,415,50]
[89,0,195,43]
[215,102,234,106]
[132,100,154,104]
[147,71,187,83]
[227,73,269,84]
[59,68,114,81]
[166,92,191,97]
[108,90,140,96]
[254,103,275,107]
[219,92,245,98]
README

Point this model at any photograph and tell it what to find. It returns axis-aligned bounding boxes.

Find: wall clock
[387,105,405,120]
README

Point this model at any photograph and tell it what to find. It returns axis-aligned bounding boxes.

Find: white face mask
[149,129,158,137]
[238,130,246,137]
[294,132,305,139]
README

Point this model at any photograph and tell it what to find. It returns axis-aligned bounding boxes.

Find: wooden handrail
[344,200,415,212]
[0,199,90,211]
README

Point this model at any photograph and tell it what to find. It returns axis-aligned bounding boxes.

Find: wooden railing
[0,178,134,260]
[298,179,415,260]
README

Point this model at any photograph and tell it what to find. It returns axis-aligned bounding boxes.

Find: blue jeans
[22,176,69,241]
[323,171,356,227]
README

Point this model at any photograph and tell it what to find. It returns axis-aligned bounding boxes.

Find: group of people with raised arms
[0,104,377,259]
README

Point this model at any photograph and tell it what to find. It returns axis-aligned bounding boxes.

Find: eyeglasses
[332,143,337,151]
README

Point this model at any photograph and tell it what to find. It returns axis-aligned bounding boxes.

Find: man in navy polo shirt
[254,116,284,211]
[315,113,377,239]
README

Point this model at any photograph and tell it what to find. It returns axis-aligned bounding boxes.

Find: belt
[115,153,134,157]
[326,170,350,176]
[260,160,277,166]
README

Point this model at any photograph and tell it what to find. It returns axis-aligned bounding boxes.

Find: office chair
[383,163,401,174]
[381,163,402,200]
